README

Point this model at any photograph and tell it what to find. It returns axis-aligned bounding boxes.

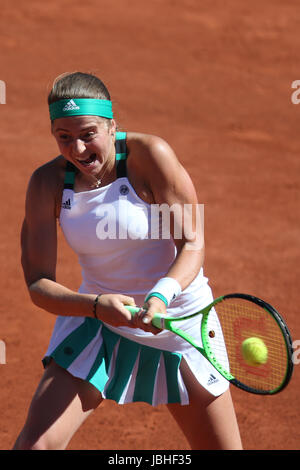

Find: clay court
[0,0,299,450]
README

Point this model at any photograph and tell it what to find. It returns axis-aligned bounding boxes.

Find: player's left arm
[148,136,204,285]
[132,134,204,326]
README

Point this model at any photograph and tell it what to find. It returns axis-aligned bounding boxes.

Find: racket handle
[125,306,140,315]
[125,306,165,329]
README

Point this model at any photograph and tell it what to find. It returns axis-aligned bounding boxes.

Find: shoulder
[125,132,197,204]
[25,155,66,218]
[126,132,176,160]
[126,132,181,177]
[29,155,66,186]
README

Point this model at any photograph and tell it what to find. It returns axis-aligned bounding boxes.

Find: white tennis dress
[43,132,229,405]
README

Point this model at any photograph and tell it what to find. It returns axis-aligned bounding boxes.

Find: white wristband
[145,277,182,306]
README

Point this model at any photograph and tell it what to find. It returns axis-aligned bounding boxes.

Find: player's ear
[110,119,117,136]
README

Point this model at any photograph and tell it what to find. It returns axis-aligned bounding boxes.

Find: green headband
[49,98,113,120]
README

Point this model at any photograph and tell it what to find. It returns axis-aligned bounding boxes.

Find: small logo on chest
[119,184,129,195]
[62,198,71,210]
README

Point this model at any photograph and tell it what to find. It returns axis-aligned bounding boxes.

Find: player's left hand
[130,296,166,334]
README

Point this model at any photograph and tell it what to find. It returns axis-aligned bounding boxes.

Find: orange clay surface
[0,0,299,450]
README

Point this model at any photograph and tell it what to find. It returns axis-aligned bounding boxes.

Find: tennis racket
[126,293,294,395]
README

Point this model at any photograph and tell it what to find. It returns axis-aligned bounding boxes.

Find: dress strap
[115,131,128,178]
[63,160,77,189]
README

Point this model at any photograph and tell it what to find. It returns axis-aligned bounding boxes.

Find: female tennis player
[13,72,242,450]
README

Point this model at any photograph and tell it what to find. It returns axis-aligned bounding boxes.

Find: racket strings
[206,300,289,392]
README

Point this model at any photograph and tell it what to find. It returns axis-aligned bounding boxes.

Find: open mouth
[76,153,97,167]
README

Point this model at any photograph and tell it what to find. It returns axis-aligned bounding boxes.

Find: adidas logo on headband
[62,99,80,112]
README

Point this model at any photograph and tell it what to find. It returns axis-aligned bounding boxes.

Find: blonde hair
[48,72,111,105]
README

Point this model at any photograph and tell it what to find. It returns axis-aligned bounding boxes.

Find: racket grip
[125,306,165,329]
[125,306,141,315]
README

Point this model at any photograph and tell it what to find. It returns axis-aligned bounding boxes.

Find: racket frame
[126,293,294,395]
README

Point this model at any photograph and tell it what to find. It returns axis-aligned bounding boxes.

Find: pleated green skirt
[43,317,187,406]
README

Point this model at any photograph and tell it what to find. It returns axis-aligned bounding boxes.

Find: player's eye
[82,131,96,141]
[58,134,71,142]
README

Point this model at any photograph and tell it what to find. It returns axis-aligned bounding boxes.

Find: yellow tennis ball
[242,337,268,366]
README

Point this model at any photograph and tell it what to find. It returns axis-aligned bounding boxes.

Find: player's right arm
[21,161,137,326]
[21,163,59,289]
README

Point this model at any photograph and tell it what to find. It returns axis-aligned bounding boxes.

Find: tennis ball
[242,337,268,366]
